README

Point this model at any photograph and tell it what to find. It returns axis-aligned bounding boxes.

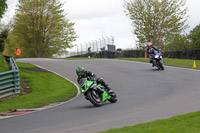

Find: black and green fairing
[80,79,93,93]
[97,84,111,102]
[79,78,111,102]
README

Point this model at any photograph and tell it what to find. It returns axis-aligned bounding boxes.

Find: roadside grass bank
[116,58,200,70]
[99,111,200,133]
[0,54,10,72]
[0,62,77,113]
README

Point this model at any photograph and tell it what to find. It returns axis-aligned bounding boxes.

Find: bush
[0,53,10,72]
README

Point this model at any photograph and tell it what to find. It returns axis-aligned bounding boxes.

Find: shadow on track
[68,103,111,110]
[144,68,165,71]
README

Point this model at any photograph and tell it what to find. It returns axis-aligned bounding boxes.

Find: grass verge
[0,62,77,113]
[99,111,200,133]
[116,58,200,69]
[0,54,10,72]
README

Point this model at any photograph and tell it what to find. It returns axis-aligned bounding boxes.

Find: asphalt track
[0,58,200,133]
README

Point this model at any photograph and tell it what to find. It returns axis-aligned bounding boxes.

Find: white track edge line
[0,64,80,120]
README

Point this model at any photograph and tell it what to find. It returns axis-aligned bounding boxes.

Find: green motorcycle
[79,78,117,107]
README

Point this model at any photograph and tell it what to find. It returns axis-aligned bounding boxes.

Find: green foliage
[17,62,37,68]
[0,0,7,19]
[188,24,200,49]
[0,28,9,53]
[0,53,10,72]
[0,0,9,53]
[159,23,200,51]
[164,34,190,51]
[6,0,77,58]
[0,40,4,53]
[124,0,188,50]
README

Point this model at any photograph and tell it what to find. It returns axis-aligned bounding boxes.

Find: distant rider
[146,42,160,67]
[76,66,112,94]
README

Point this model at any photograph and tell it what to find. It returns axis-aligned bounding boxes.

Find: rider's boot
[152,60,156,67]
[150,59,154,67]
[98,79,113,95]
[104,84,113,95]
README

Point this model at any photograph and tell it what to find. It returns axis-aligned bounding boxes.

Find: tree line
[0,0,8,53]
[0,0,200,58]
[124,0,200,51]
[0,0,77,58]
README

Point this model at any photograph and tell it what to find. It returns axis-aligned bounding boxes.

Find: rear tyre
[87,90,102,107]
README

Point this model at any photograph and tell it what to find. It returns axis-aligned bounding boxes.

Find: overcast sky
[2,0,200,52]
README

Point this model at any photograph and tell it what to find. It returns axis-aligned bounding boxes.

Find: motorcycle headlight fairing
[155,55,159,59]
[86,83,91,89]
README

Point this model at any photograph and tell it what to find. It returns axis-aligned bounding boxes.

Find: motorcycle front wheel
[87,90,102,107]
[159,60,164,70]
[108,91,118,103]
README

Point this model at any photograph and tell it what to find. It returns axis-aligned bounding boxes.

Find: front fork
[160,58,164,64]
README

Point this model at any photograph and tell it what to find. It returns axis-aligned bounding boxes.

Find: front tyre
[87,90,102,107]
[159,60,164,70]
[108,91,118,103]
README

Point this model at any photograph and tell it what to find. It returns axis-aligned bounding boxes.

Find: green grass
[0,53,10,72]
[0,62,77,113]
[99,111,200,133]
[17,62,38,68]
[116,58,200,69]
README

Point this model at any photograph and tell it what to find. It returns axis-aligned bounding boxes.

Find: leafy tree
[164,34,189,51]
[188,24,200,49]
[0,28,9,53]
[7,0,77,57]
[0,0,7,53]
[0,0,7,19]
[0,22,12,55]
[124,0,188,50]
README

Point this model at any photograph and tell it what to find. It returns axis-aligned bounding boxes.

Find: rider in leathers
[76,67,112,95]
[146,42,160,67]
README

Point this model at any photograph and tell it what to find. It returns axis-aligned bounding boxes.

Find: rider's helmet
[76,66,85,76]
[147,42,152,47]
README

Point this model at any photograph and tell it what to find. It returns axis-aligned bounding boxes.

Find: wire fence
[76,36,114,55]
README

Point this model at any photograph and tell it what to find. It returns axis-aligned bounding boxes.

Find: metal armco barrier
[0,58,20,99]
